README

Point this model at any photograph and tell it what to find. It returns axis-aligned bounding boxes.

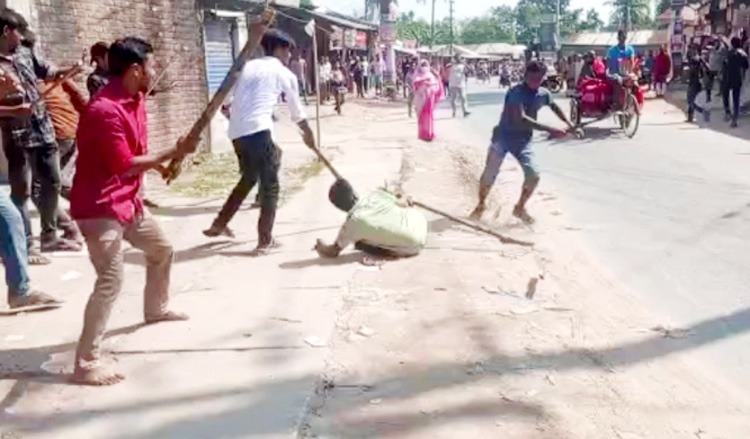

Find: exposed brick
[31,0,208,153]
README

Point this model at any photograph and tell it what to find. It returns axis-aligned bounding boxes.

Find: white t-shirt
[449,63,467,88]
[372,60,384,76]
[361,60,369,75]
[228,56,307,140]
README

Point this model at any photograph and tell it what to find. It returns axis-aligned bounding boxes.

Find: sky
[313,0,614,22]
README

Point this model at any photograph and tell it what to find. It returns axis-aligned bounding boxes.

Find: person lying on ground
[315,179,428,259]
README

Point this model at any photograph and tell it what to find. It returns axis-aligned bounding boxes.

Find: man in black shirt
[722,37,749,128]
[686,45,707,122]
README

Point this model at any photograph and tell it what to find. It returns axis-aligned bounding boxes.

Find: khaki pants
[75,214,173,369]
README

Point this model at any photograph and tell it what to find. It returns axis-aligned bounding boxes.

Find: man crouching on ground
[315,179,428,259]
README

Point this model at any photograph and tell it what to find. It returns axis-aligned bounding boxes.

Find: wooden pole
[412,201,535,248]
[312,24,322,150]
[164,7,276,184]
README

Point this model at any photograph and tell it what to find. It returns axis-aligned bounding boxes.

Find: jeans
[213,130,281,246]
[76,214,173,370]
[2,133,63,244]
[705,71,718,102]
[723,84,741,122]
[0,194,30,297]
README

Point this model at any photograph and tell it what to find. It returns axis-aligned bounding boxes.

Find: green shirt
[336,190,428,256]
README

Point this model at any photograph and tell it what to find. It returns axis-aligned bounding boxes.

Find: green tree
[459,5,516,44]
[606,0,653,30]
[396,11,432,46]
[300,0,315,10]
[580,8,604,32]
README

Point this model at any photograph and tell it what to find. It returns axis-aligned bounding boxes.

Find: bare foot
[28,249,51,266]
[203,224,235,238]
[513,205,535,224]
[469,204,486,221]
[145,310,190,324]
[71,367,125,386]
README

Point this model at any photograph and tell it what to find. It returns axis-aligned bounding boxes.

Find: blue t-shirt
[606,44,635,74]
[492,84,552,149]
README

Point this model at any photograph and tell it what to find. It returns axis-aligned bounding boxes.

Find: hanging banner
[330,26,343,50]
[355,31,368,49]
[344,29,356,48]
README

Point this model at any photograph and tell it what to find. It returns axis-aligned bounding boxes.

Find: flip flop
[40,238,83,253]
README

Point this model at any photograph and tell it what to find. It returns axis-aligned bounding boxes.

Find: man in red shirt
[70,37,193,386]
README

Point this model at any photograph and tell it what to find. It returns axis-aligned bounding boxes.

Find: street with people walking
[1,0,750,438]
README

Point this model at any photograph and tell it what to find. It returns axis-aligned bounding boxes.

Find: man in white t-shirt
[204,29,317,255]
[360,56,370,93]
[319,56,332,101]
[449,54,470,117]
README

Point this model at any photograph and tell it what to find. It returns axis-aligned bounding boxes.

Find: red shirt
[70,78,147,223]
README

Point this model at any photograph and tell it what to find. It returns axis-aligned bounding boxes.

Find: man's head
[454,54,462,63]
[91,42,109,69]
[659,45,666,54]
[0,8,27,51]
[328,179,358,212]
[524,60,547,90]
[617,29,627,46]
[108,37,155,94]
[20,28,35,51]
[731,36,742,49]
[261,29,295,64]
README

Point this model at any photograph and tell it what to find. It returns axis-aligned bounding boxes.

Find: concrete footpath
[0,101,408,439]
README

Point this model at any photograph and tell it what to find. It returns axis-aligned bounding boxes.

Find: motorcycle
[543,74,562,93]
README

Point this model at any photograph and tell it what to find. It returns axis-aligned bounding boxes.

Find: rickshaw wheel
[621,93,640,138]
[569,98,581,126]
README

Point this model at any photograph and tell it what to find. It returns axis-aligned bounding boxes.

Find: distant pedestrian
[653,45,671,97]
[722,37,748,128]
[686,45,707,123]
[289,50,308,105]
[371,55,384,95]
[449,54,470,118]
[361,56,370,94]
[412,59,443,142]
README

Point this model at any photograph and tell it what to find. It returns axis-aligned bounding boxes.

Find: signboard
[344,29,356,48]
[355,31,368,49]
[380,21,395,43]
[539,21,558,52]
[330,26,343,50]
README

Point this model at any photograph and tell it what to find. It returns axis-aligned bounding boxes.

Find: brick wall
[32,0,208,153]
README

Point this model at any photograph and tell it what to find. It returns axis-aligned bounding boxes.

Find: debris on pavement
[369,398,382,405]
[3,335,24,342]
[60,270,82,281]
[545,374,557,386]
[525,277,539,299]
[304,336,327,348]
[649,325,694,339]
[356,326,376,337]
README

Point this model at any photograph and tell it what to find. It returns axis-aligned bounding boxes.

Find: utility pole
[430,0,436,49]
[449,0,455,55]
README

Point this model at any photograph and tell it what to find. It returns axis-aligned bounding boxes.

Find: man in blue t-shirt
[606,29,635,109]
[470,61,575,224]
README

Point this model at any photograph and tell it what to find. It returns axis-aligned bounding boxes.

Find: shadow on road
[3,305,750,437]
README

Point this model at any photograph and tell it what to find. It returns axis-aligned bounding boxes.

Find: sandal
[40,238,83,253]
[9,290,63,309]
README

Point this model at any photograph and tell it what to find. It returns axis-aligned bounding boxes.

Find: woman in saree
[412,59,443,141]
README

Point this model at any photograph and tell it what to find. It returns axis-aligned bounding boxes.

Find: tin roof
[563,29,669,47]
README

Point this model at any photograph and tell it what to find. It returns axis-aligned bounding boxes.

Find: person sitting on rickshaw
[605,29,636,110]
[578,51,606,84]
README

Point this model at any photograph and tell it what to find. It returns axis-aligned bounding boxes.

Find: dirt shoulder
[302,104,750,438]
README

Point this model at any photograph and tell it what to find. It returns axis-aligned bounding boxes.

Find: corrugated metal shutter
[204,18,234,95]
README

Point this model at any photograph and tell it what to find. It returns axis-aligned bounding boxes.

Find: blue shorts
[480,141,539,187]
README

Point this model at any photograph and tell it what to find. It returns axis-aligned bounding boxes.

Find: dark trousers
[723,84,742,122]
[213,130,281,246]
[705,71,717,101]
[2,134,62,246]
[687,85,704,120]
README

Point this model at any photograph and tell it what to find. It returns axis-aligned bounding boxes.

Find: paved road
[459,81,750,390]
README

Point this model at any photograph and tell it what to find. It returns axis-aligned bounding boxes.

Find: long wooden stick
[412,201,534,247]
[164,7,276,184]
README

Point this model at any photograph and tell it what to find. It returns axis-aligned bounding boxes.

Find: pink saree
[413,67,443,141]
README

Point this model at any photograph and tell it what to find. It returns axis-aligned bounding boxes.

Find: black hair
[261,29,296,56]
[0,7,28,33]
[20,28,35,50]
[328,179,358,212]
[617,29,627,40]
[90,41,109,65]
[524,60,547,76]
[107,37,153,77]
[731,37,742,49]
